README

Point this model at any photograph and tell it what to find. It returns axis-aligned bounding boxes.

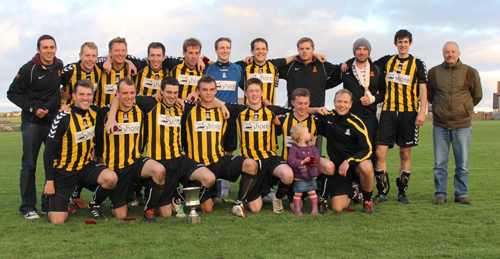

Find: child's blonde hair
[290,123,308,145]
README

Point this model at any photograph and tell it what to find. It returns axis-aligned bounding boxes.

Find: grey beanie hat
[353,38,371,55]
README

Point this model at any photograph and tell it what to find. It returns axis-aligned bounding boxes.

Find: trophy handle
[200,185,206,199]
[176,187,186,204]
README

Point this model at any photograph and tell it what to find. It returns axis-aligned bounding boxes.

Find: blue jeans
[19,121,50,215]
[433,125,472,199]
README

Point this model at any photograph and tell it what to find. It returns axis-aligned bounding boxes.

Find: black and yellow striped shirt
[183,103,226,166]
[48,106,97,172]
[279,113,317,161]
[94,63,133,108]
[135,61,170,96]
[170,60,203,99]
[95,105,144,171]
[237,59,287,105]
[377,54,428,112]
[60,61,101,105]
[135,95,183,160]
[226,103,291,160]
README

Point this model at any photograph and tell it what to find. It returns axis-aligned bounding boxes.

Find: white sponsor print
[74,126,95,144]
[387,72,411,85]
[112,122,141,135]
[178,75,201,86]
[243,121,269,132]
[158,115,181,127]
[248,73,273,84]
[143,78,161,90]
[194,121,221,132]
[285,136,293,147]
[215,80,236,91]
[104,84,117,94]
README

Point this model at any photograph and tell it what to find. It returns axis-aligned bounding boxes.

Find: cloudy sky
[1,0,499,112]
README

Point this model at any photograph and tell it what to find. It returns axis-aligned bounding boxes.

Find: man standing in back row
[428,41,482,206]
[7,34,64,219]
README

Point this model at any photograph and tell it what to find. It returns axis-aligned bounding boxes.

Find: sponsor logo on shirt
[243,121,269,132]
[285,136,293,147]
[248,73,273,84]
[387,72,411,85]
[194,121,222,132]
[143,78,161,90]
[75,126,95,144]
[104,84,117,94]
[178,75,202,86]
[215,80,237,91]
[158,115,181,127]
[112,122,141,135]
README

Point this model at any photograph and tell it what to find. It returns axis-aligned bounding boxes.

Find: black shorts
[49,161,107,212]
[320,165,356,199]
[247,156,289,202]
[223,119,238,152]
[109,156,150,209]
[157,155,206,207]
[376,111,419,148]
[200,155,246,203]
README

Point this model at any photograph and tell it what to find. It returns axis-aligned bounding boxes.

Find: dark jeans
[19,121,50,215]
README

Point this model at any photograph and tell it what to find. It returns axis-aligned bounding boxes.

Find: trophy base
[187,208,201,224]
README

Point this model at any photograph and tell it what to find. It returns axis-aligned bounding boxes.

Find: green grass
[1,121,499,258]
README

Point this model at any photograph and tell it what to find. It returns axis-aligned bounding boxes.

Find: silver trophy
[177,186,204,224]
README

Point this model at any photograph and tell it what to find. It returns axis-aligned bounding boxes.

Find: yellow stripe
[346,117,372,163]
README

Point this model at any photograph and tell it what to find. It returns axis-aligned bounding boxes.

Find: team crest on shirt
[194,121,221,132]
[74,126,95,144]
[158,115,181,127]
[113,122,141,135]
[243,121,269,132]
[143,78,161,89]
[222,72,227,79]
[178,75,201,86]
[248,73,273,84]
[387,72,411,85]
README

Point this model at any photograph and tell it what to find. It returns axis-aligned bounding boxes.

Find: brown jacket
[428,59,482,130]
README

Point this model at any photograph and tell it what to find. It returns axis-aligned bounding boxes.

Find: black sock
[71,185,83,199]
[134,184,143,197]
[238,173,258,201]
[396,171,411,196]
[276,181,292,199]
[144,181,164,211]
[362,189,373,202]
[89,185,113,207]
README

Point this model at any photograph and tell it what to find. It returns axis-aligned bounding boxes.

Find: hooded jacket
[7,54,63,124]
[427,59,482,130]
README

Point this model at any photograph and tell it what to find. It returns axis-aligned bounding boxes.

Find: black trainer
[372,194,387,204]
[87,204,108,221]
[319,198,329,214]
[397,194,412,204]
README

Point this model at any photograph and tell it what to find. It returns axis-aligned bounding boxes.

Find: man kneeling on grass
[43,80,118,224]
[315,89,375,214]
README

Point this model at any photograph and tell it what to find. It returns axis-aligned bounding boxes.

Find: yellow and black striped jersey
[182,102,226,166]
[135,95,183,160]
[226,103,291,160]
[135,61,170,96]
[170,60,203,99]
[278,113,317,161]
[236,59,287,105]
[45,105,97,176]
[376,54,428,112]
[95,105,144,170]
[60,61,101,106]
[93,62,134,108]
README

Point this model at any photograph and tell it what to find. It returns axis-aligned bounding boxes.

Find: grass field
[0,121,499,258]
